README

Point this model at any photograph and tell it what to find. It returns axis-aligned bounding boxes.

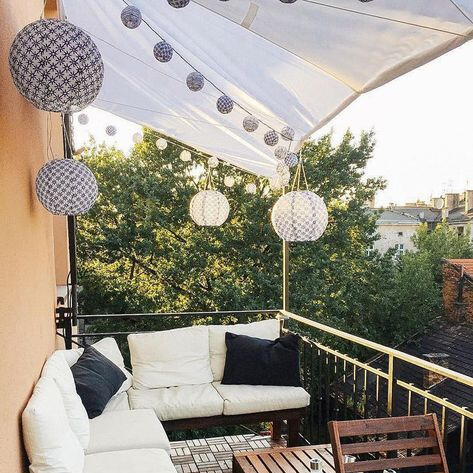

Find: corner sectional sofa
[23,319,310,473]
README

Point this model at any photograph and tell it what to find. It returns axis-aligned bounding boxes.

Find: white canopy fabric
[60,0,473,176]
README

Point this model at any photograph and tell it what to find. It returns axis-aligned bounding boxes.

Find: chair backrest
[328,414,449,473]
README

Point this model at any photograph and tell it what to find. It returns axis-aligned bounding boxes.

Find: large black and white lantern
[190,190,230,226]
[186,71,204,91]
[36,159,98,215]
[281,126,295,141]
[217,95,233,114]
[9,19,104,113]
[168,0,190,7]
[264,130,279,147]
[243,116,258,132]
[153,41,173,62]
[271,191,328,242]
[121,6,142,29]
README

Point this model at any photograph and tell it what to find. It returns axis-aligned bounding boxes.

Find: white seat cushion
[128,384,224,421]
[128,326,213,389]
[102,391,130,413]
[41,351,90,449]
[208,319,280,381]
[22,377,85,473]
[84,448,176,473]
[213,382,310,416]
[87,409,170,454]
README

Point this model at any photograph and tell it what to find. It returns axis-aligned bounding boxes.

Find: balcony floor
[170,434,287,473]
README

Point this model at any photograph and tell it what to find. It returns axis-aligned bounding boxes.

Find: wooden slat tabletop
[233,444,336,473]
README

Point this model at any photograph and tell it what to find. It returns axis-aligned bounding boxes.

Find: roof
[373,206,473,225]
[446,259,473,279]
[60,0,473,176]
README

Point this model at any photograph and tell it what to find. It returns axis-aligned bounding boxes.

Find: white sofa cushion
[128,384,224,421]
[208,319,281,381]
[87,409,170,454]
[128,326,213,389]
[41,351,90,449]
[213,382,310,416]
[84,448,176,473]
[102,391,130,413]
[22,377,85,473]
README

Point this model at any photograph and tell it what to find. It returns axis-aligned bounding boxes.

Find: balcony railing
[57,308,473,472]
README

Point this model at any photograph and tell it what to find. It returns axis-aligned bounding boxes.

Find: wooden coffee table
[233,444,336,473]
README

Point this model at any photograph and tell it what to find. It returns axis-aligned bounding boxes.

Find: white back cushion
[208,319,281,381]
[22,377,85,473]
[41,352,90,449]
[128,326,213,389]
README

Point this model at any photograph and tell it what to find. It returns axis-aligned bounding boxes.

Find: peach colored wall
[0,1,61,472]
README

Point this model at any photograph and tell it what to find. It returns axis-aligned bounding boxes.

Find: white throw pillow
[41,352,90,449]
[208,319,281,381]
[22,377,85,473]
[128,326,213,389]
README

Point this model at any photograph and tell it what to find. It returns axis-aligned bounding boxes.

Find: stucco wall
[373,223,419,254]
[0,1,61,472]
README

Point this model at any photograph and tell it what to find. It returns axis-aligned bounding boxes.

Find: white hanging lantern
[269,173,289,191]
[190,190,230,226]
[180,149,192,162]
[168,0,190,7]
[35,159,98,215]
[208,156,219,168]
[224,176,235,187]
[216,95,233,114]
[186,71,204,91]
[243,116,259,132]
[132,132,143,144]
[105,125,117,136]
[271,191,328,242]
[78,113,89,125]
[264,130,279,147]
[121,6,142,29]
[156,138,168,150]
[275,146,288,160]
[153,41,173,62]
[285,152,299,168]
[281,126,295,141]
[9,19,104,113]
[245,183,257,194]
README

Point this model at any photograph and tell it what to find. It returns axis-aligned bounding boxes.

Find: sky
[75,41,473,208]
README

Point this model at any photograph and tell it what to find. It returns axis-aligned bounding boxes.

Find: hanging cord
[290,150,308,192]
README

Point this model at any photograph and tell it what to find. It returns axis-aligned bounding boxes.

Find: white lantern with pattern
[121,6,142,29]
[105,125,117,136]
[245,183,257,194]
[186,71,204,91]
[281,126,295,141]
[216,95,233,114]
[78,113,89,125]
[224,176,235,187]
[156,138,168,150]
[243,116,259,132]
[208,156,219,168]
[133,132,143,144]
[264,130,279,147]
[271,191,328,242]
[180,150,192,162]
[274,146,288,160]
[168,0,190,7]
[285,152,298,168]
[190,190,230,226]
[153,41,173,62]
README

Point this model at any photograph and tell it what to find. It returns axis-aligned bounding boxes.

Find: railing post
[283,239,289,311]
[387,354,394,416]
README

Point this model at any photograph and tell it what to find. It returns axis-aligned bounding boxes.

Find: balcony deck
[170,434,286,473]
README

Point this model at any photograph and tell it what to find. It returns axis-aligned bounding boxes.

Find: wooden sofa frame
[162,407,305,447]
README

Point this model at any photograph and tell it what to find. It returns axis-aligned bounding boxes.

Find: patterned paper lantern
[264,130,279,147]
[190,190,230,226]
[168,0,190,7]
[277,162,289,175]
[133,132,143,144]
[9,19,104,113]
[208,156,219,168]
[224,176,235,188]
[280,0,297,3]
[245,183,257,194]
[36,159,98,215]
[271,191,328,242]
[78,113,89,125]
[216,95,233,114]
[243,116,259,132]
[269,174,284,191]
[156,138,168,150]
[121,6,142,29]
[274,146,288,161]
[281,126,295,141]
[285,152,298,168]
[180,150,192,162]
[105,125,117,136]
[153,41,173,62]
[186,71,204,91]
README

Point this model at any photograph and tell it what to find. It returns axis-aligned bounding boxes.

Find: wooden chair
[328,414,449,473]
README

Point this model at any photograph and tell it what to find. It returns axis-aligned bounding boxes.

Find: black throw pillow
[71,346,126,419]
[221,332,301,387]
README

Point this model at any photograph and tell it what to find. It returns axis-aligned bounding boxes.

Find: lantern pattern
[281,126,295,141]
[271,190,328,242]
[105,125,117,136]
[35,159,98,215]
[180,150,192,162]
[285,152,298,168]
[133,132,143,144]
[190,190,230,226]
[208,156,219,168]
[224,176,235,187]
[153,41,173,62]
[274,146,288,160]
[9,19,104,113]
[245,183,257,194]
[264,130,279,147]
[156,138,168,150]
[78,113,89,125]
[168,0,190,7]
[243,116,259,132]
[276,162,289,175]
[121,6,142,29]
[186,71,204,91]
[217,95,233,114]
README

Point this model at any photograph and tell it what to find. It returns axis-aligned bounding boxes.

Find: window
[458,226,464,236]
[365,244,374,257]
[394,243,405,257]
[398,231,403,237]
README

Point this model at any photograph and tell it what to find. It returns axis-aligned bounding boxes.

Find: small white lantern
[35,159,98,215]
[277,162,289,175]
[168,0,190,7]
[180,150,192,162]
[132,132,143,144]
[264,130,279,147]
[269,173,288,191]
[245,183,257,194]
[9,19,104,112]
[186,71,204,91]
[285,152,298,168]
[121,6,142,29]
[208,156,219,168]
[271,190,328,242]
[274,146,288,160]
[78,113,89,125]
[217,95,233,114]
[153,41,173,62]
[243,116,259,132]
[224,176,235,187]
[281,125,295,141]
[156,138,168,150]
[105,125,117,136]
[190,190,230,226]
